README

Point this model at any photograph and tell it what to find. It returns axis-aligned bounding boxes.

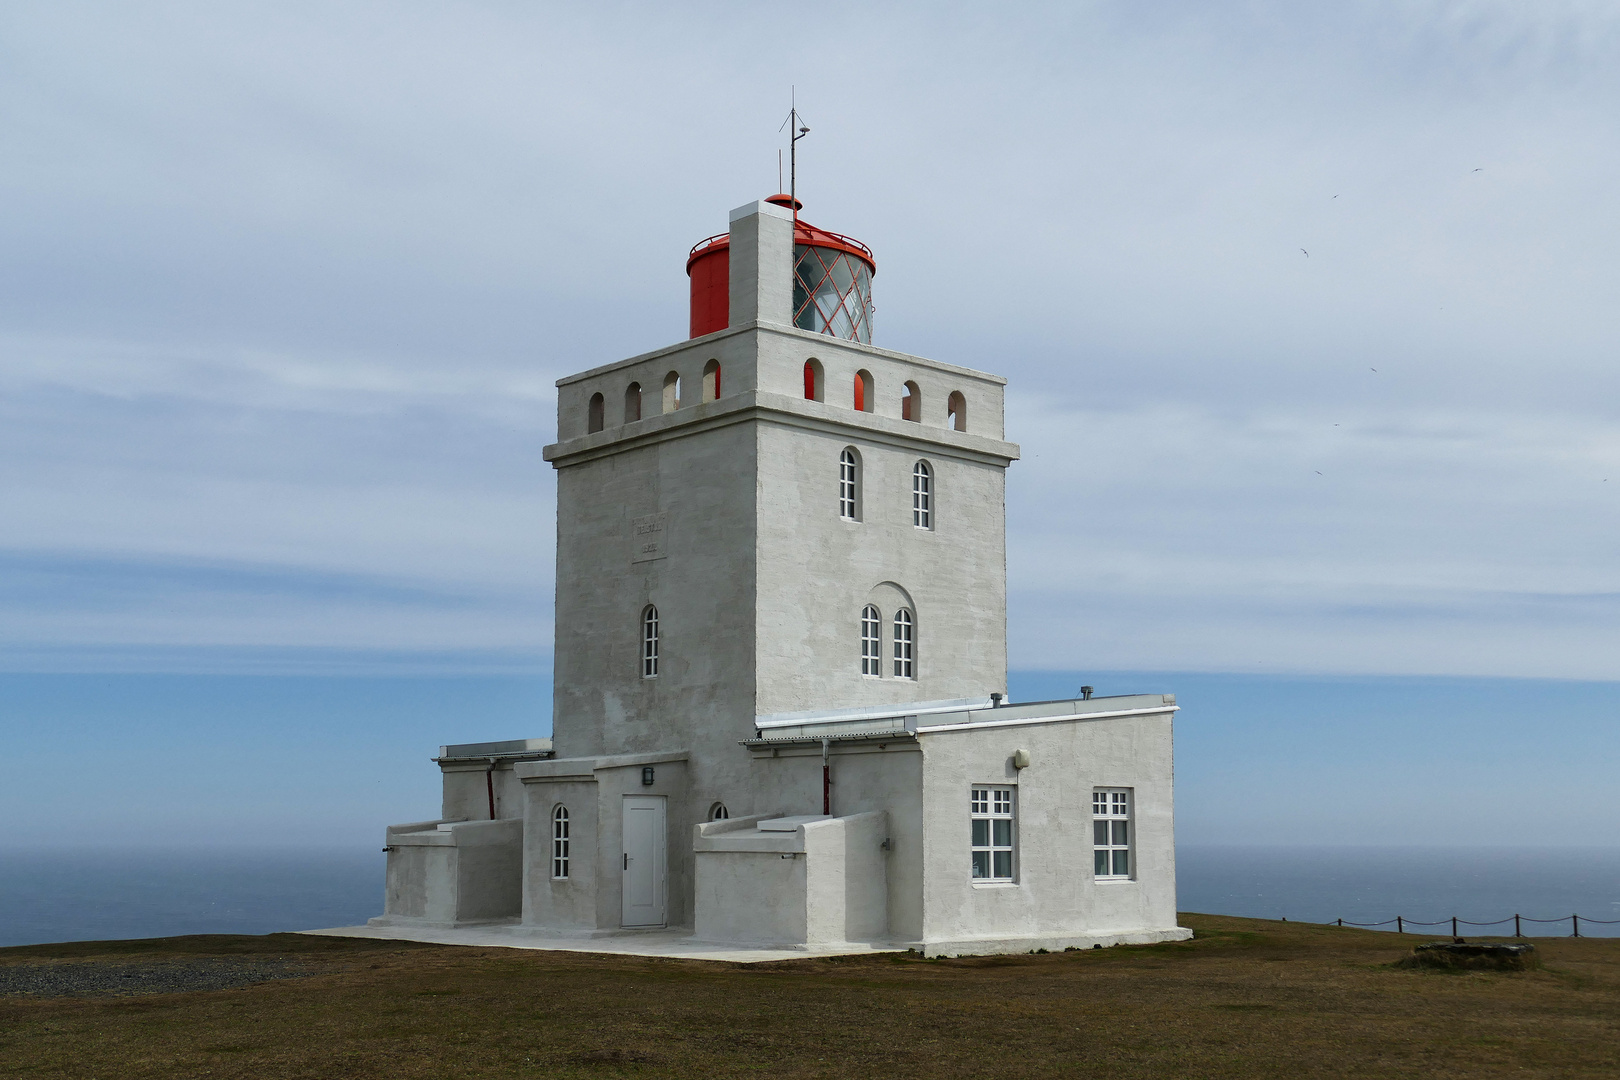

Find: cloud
[2,2,1618,675]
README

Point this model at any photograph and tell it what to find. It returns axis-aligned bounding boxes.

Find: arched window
[702,359,721,402]
[854,369,874,413]
[893,608,915,679]
[901,381,920,422]
[641,605,659,677]
[552,805,570,879]
[912,461,932,529]
[587,392,605,434]
[839,448,861,521]
[624,382,642,423]
[709,802,730,822]
[861,605,882,676]
[804,359,824,402]
[663,371,681,413]
[948,391,967,432]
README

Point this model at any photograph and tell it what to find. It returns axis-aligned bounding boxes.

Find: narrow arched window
[709,802,730,821]
[861,605,882,676]
[552,805,570,879]
[901,381,920,422]
[641,605,659,677]
[912,461,932,529]
[587,393,605,434]
[854,369,874,413]
[893,608,915,679]
[624,382,642,423]
[948,391,967,432]
[663,371,681,413]
[702,359,721,402]
[804,359,824,401]
[839,448,861,521]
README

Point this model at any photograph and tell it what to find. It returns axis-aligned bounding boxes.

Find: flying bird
[1370,367,1378,372]
[1473,167,1483,172]
[1300,248,1309,257]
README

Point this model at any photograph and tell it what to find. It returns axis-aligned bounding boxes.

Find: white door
[621,795,667,927]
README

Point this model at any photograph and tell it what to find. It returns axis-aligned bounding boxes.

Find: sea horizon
[3,843,1616,949]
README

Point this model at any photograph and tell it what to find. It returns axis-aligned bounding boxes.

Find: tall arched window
[912,461,932,529]
[624,382,642,423]
[901,381,920,422]
[702,359,721,402]
[893,608,915,679]
[854,369,874,412]
[948,391,967,432]
[662,371,681,413]
[587,393,605,434]
[804,359,824,401]
[641,605,659,677]
[839,448,861,521]
[861,605,882,676]
[552,805,570,879]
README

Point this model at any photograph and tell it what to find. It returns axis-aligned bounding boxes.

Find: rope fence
[1330,913,1620,937]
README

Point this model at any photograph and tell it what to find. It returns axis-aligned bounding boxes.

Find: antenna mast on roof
[779,89,809,223]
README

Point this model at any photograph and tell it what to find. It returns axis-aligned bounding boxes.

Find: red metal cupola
[686,195,876,342]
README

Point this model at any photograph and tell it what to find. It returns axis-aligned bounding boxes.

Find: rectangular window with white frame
[970,786,1015,882]
[1093,788,1132,879]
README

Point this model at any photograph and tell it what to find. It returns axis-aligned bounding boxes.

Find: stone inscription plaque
[630,512,669,564]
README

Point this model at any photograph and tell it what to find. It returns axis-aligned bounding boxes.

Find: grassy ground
[2,914,1616,1079]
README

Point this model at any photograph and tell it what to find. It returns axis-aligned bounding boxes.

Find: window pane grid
[641,606,659,677]
[552,806,570,879]
[860,606,882,676]
[912,462,931,529]
[892,609,914,678]
[1092,788,1132,880]
[839,449,859,520]
[970,785,1015,882]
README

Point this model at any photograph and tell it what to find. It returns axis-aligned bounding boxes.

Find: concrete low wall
[693,811,888,947]
[372,817,523,928]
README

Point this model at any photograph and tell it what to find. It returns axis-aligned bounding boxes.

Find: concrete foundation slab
[298,924,905,963]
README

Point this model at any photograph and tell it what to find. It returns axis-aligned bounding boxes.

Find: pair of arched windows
[585,362,724,435]
[803,360,967,432]
[663,361,721,414]
[861,605,915,679]
[838,450,933,529]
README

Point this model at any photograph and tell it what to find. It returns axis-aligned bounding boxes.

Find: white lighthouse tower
[372,194,1189,956]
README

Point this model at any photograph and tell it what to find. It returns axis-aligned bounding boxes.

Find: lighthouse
[370,193,1188,957]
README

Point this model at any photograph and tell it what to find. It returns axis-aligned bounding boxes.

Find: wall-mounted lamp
[1013,749,1030,770]
[641,766,655,786]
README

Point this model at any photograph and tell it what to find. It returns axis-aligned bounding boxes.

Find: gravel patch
[0,958,313,998]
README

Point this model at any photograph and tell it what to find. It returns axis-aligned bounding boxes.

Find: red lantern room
[686,195,876,342]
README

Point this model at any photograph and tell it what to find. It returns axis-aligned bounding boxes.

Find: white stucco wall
[692,811,888,946]
[915,701,1184,952]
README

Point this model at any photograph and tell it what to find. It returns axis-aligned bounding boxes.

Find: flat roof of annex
[554,321,1008,388]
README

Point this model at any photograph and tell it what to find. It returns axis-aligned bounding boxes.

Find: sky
[2,2,1618,848]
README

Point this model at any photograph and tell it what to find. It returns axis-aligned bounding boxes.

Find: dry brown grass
[2,914,1617,1079]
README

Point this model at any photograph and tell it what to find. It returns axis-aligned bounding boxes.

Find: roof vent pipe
[989,693,1003,709]
[1080,686,1094,700]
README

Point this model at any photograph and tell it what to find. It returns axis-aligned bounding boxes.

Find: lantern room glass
[793,244,874,344]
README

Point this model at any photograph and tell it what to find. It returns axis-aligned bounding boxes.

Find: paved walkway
[299,924,903,963]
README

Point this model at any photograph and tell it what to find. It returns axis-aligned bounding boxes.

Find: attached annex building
[373,195,1190,955]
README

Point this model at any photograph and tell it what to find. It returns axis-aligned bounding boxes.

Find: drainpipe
[822,739,831,816]
[486,758,497,820]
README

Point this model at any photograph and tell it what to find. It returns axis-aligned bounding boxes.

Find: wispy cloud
[2,2,1618,675]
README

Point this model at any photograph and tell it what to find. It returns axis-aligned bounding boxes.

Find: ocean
[2,845,1615,948]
